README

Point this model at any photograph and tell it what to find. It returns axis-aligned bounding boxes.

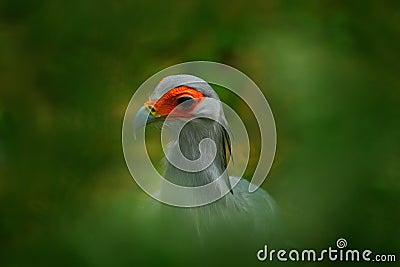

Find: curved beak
[133,105,155,139]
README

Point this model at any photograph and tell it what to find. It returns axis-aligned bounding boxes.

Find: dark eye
[177,96,194,108]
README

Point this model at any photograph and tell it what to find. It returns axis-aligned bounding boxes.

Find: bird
[133,74,281,240]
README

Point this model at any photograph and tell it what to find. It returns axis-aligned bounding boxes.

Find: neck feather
[163,119,229,188]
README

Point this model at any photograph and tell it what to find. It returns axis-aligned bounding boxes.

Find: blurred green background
[1,0,399,266]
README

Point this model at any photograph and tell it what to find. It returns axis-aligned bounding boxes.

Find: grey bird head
[133,74,228,135]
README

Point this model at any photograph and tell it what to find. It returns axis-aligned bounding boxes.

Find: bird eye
[177,96,194,108]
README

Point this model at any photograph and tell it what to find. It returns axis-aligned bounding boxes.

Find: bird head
[133,74,228,134]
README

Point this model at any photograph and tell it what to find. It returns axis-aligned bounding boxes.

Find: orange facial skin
[145,86,204,118]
